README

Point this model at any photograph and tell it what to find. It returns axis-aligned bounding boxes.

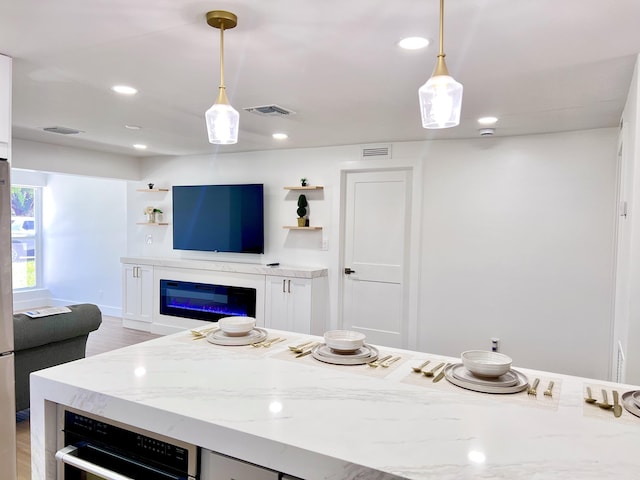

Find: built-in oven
[56,406,199,480]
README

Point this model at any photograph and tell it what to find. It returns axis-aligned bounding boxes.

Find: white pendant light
[205,10,239,145]
[418,0,463,129]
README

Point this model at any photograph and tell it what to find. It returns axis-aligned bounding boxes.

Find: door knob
[344,267,356,275]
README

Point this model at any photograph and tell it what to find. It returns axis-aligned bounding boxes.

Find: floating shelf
[137,188,169,192]
[136,222,169,226]
[283,186,324,190]
[283,226,323,230]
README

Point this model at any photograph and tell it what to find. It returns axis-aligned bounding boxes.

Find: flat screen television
[172,184,264,254]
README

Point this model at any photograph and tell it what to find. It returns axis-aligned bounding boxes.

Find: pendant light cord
[219,23,226,89]
[438,0,444,57]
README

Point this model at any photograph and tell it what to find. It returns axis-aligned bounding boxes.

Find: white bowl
[461,350,513,378]
[218,316,256,337]
[324,330,366,352]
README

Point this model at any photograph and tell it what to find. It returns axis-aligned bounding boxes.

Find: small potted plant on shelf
[297,194,308,227]
[144,206,163,223]
[300,177,308,187]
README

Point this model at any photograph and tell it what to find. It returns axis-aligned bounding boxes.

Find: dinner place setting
[276,330,405,376]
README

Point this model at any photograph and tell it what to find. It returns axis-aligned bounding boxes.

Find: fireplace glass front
[160,279,256,322]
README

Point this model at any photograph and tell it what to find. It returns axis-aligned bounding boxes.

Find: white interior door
[341,169,410,347]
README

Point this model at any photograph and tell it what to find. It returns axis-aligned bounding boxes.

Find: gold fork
[528,378,540,396]
[289,341,314,353]
[368,354,392,368]
[290,341,319,354]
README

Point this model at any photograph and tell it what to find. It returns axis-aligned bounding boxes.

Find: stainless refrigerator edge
[0,158,17,479]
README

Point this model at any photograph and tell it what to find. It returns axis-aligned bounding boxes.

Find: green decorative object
[297,194,308,218]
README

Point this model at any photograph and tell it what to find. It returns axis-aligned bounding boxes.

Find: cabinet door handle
[282,279,286,293]
[287,279,291,293]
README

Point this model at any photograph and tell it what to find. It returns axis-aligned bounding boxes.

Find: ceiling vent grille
[243,105,295,117]
[361,144,392,160]
[42,126,84,135]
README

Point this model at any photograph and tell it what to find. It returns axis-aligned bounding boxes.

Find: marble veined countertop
[30,328,640,480]
[120,256,329,278]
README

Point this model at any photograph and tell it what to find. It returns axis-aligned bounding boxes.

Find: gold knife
[432,363,449,383]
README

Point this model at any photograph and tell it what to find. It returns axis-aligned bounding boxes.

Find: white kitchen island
[30,328,640,480]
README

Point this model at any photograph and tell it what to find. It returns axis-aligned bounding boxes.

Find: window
[11,185,41,290]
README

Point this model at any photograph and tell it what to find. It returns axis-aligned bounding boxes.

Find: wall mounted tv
[172,184,264,254]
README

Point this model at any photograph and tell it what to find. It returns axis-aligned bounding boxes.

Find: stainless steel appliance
[0,158,17,479]
[56,406,199,480]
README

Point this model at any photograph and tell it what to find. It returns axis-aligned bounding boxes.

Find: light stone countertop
[30,329,640,480]
[120,256,329,278]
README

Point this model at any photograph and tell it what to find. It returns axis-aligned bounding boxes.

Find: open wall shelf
[137,188,169,192]
[283,226,323,230]
[283,186,324,191]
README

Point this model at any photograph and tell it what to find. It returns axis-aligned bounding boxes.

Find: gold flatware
[295,349,313,358]
[190,327,219,339]
[289,341,314,352]
[544,381,554,397]
[422,362,444,377]
[412,360,430,373]
[433,363,450,383]
[289,342,320,353]
[368,354,392,368]
[598,389,612,410]
[585,386,597,404]
[527,378,540,396]
[257,337,283,348]
[381,356,401,368]
[613,390,622,418]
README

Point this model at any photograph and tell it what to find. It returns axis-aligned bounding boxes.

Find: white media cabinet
[121,257,329,336]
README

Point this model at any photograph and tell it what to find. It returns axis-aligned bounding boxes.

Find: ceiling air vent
[42,126,84,135]
[361,144,392,160]
[243,105,295,117]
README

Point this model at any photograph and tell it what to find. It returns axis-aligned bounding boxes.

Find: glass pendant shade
[419,74,463,129]
[206,98,239,144]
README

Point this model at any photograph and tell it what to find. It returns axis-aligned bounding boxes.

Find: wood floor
[15,315,161,480]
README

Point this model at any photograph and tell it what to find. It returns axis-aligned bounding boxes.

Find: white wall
[42,173,127,316]
[417,130,618,379]
[12,138,140,180]
[618,54,640,384]
[138,129,618,379]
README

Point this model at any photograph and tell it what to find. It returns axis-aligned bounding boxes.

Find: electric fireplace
[160,279,256,322]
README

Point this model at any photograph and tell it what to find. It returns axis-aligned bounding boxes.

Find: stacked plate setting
[444,350,529,394]
[206,316,267,346]
[621,390,640,418]
[312,330,379,365]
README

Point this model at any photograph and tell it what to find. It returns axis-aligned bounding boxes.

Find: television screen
[172,184,264,254]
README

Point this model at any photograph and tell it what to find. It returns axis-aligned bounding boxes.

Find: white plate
[445,363,529,394]
[315,343,375,359]
[622,391,640,419]
[206,327,268,346]
[451,364,519,387]
[312,344,379,365]
[632,390,640,409]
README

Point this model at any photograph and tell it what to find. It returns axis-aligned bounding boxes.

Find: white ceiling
[2,0,640,157]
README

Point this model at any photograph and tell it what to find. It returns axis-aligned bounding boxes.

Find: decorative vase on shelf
[297,217,306,227]
[147,212,156,223]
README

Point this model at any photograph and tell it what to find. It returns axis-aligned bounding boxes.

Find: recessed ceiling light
[112,85,138,95]
[478,116,498,125]
[133,144,147,150]
[272,133,288,140]
[398,37,430,50]
[125,124,142,130]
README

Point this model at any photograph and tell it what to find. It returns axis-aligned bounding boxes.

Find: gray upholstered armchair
[13,303,102,411]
